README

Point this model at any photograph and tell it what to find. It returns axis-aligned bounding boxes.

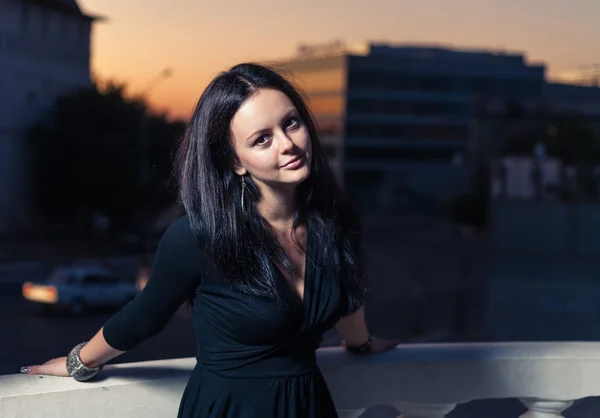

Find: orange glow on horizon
[78,0,599,121]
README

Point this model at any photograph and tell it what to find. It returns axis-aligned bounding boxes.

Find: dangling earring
[241,175,246,212]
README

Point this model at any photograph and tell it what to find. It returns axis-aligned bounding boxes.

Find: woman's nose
[277,132,295,151]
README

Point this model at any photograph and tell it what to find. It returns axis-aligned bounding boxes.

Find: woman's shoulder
[159,215,205,252]
[153,215,213,273]
[161,214,192,238]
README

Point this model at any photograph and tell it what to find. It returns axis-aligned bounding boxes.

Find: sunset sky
[77,0,600,120]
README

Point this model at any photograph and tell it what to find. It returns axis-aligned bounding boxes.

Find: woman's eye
[285,117,298,129]
[255,135,269,146]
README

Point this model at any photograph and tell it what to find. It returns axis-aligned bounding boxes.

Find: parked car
[22,265,138,315]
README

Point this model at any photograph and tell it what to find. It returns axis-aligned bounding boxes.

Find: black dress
[103,216,356,417]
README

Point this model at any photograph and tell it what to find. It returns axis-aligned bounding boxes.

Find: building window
[346,98,470,116]
[288,68,346,93]
[345,146,459,162]
[345,122,469,140]
[347,69,542,97]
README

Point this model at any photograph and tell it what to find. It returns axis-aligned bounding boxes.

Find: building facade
[274,42,546,214]
[544,82,600,133]
[0,0,98,233]
[273,53,349,183]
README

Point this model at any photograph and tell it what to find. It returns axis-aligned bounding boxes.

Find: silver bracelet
[65,342,103,382]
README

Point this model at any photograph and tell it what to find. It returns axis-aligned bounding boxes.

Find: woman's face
[230,88,312,192]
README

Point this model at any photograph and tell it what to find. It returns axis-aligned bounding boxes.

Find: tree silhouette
[27,81,185,236]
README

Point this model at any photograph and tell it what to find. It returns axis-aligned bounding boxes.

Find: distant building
[273,41,546,214]
[0,0,101,233]
[491,156,563,200]
[544,83,600,132]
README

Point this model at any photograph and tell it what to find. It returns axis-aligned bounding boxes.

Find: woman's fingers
[22,357,70,377]
[370,337,399,353]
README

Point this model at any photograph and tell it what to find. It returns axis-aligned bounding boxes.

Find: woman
[22,63,398,417]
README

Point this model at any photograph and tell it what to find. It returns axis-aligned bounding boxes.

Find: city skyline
[78,0,600,120]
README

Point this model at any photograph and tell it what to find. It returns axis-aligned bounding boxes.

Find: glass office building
[274,42,546,214]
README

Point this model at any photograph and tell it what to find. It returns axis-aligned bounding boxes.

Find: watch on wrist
[65,342,103,382]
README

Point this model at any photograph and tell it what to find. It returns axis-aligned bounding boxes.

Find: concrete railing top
[0,357,196,398]
[318,342,600,407]
[3,342,600,418]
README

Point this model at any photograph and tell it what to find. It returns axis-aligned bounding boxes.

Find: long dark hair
[175,63,365,311]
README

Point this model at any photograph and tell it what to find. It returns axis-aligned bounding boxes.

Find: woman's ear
[229,137,247,175]
[231,159,247,176]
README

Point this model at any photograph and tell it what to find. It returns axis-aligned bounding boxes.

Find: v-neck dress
[103,215,357,417]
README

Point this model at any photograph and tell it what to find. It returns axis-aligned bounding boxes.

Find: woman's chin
[262,172,310,191]
[284,169,311,186]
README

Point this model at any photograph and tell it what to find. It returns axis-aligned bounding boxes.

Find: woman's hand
[336,308,399,354]
[368,336,398,353]
[21,357,70,377]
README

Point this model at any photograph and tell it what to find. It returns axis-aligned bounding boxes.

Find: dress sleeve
[102,216,205,351]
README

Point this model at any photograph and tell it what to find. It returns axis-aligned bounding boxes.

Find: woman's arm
[336,307,370,346]
[23,216,204,377]
[79,327,124,368]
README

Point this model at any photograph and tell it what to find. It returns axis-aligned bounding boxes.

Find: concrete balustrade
[2,342,600,417]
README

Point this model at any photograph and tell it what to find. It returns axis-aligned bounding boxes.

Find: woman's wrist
[77,327,124,369]
[66,342,104,382]
[79,343,103,368]
[345,336,372,354]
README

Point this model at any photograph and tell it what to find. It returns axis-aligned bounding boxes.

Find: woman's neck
[256,186,297,231]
